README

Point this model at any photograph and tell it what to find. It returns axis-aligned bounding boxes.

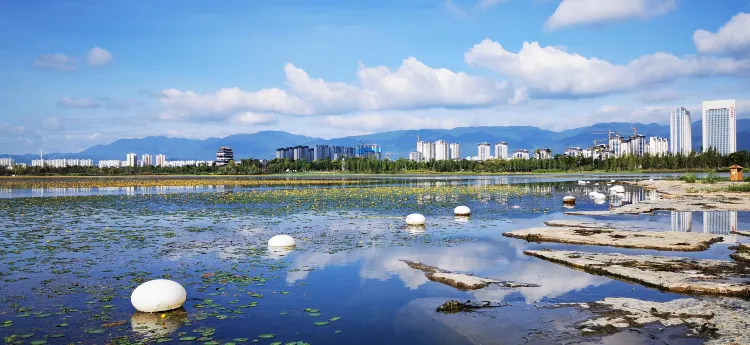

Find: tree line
[3,149,749,176]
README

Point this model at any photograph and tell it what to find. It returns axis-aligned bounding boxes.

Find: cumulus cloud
[159,87,311,120]
[159,58,520,121]
[694,12,750,56]
[33,53,77,71]
[87,47,113,66]
[57,97,102,109]
[229,112,278,126]
[465,39,750,96]
[545,0,676,30]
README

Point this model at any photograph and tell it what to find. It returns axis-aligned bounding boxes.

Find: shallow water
[0,176,746,345]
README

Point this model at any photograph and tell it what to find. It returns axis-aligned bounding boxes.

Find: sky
[1,0,750,154]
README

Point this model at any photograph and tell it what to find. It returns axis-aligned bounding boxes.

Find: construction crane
[591,130,616,152]
[593,138,608,146]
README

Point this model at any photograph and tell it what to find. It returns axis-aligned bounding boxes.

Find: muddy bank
[505,225,723,251]
[576,297,750,345]
[730,244,750,263]
[400,260,539,290]
[524,250,750,297]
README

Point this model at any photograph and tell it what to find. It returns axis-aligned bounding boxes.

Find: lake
[0,175,747,344]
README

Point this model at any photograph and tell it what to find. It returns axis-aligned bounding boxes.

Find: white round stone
[131,279,186,313]
[268,234,296,247]
[454,206,471,216]
[405,213,426,225]
[563,196,576,204]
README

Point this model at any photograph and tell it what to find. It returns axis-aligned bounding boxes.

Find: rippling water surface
[0,175,746,344]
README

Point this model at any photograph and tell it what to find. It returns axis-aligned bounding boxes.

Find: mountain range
[4,120,750,163]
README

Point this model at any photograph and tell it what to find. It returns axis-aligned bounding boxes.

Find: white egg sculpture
[593,192,607,199]
[454,206,471,216]
[268,234,296,248]
[131,279,187,313]
[609,185,625,193]
[563,196,576,204]
[405,213,426,226]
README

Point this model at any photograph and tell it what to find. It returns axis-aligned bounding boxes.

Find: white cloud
[694,12,750,56]
[545,0,676,30]
[158,87,311,121]
[57,97,101,109]
[33,53,77,71]
[160,58,520,121]
[229,113,278,126]
[465,39,750,96]
[477,0,509,9]
[87,47,113,66]
[445,0,468,19]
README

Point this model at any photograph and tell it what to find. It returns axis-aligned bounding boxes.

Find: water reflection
[286,241,609,303]
[670,211,739,234]
[131,309,187,338]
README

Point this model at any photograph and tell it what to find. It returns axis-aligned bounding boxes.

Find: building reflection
[703,211,738,235]
[670,211,693,232]
[670,211,738,235]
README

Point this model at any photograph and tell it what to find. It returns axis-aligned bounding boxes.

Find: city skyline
[1,2,749,154]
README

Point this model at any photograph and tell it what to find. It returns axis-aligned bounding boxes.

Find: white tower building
[670,107,692,155]
[702,99,736,155]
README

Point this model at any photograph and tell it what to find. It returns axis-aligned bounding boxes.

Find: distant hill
[3,120,749,162]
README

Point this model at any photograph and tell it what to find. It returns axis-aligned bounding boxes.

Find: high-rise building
[155,154,166,167]
[141,154,152,166]
[702,99,736,155]
[408,152,422,162]
[419,141,435,161]
[356,143,381,160]
[494,142,508,160]
[449,143,460,160]
[126,153,138,167]
[477,142,491,161]
[511,149,530,160]
[535,149,552,159]
[670,107,692,155]
[564,147,582,157]
[631,135,646,157]
[216,146,234,166]
[608,135,622,155]
[671,211,693,232]
[648,137,669,156]
[314,145,332,161]
[0,158,13,167]
[435,140,449,161]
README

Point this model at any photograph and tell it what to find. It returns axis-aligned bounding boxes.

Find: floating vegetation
[0,177,370,189]
[436,300,510,314]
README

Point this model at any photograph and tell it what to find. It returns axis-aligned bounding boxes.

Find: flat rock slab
[732,230,750,237]
[505,227,723,251]
[400,260,539,290]
[577,297,750,345]
[524,250,750,297]
[730,244,750,263]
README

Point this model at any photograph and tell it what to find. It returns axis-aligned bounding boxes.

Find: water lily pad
[258,334,275,339]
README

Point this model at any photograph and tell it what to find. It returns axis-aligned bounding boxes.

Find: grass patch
[701,171,722,184]
[723,183,750,193]
[679,173,697,183]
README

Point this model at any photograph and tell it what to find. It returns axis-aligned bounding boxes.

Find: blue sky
[1,0,749,154]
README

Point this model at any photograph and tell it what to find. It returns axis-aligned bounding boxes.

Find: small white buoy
[563,196,576,205]
[454,206,471,216]
[268,234,296,248]
[131,279,187,313]
[512,205,521,209]
[405,213,426,225]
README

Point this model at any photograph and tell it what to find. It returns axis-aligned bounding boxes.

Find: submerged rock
[729,244,750,263]
[525,250,750,297]
[400,260,540,290]
[436,300,509,314]
[505,226,723,251]
[575,297,750,345]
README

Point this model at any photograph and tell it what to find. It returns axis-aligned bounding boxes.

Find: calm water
[0,176,746,344]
